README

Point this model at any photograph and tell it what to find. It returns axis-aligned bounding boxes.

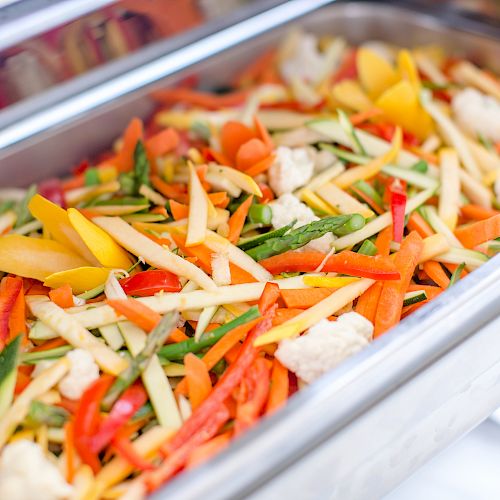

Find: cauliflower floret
[270,193,334,254]
[0,440,73,500]
[268,146,314,196]
[58,349,99,400]
[280,33,325,85]
[452,88,500,142]
[276,312,373,383]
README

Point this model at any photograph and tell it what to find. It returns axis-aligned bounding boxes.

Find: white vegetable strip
[315,182,374,218]
[0,211,16,234]
[93,216,217,291]
[118,322,181,429]
[254,278,374,346]
[139,184,168,206]
[295,161,345,197]
[333,188,434,250]
[27,296,128,375]
[99,324,125,351]
[438,149,460,230]
[0,358,70,447]
[466,138,500,174]
[450,61,500,100]
[186,162,209,246]
[207,165,262,197]
[458,168,492,208]
[194,306,218,342]
[211,252,231,286]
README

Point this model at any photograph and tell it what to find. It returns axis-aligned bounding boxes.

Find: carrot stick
[375,225,393,256]
[151,176,188,203]
[272,308,303,326]
[407,284,442,298]
[208,192,230,208]
[236,138,271,171]
[169,328,189,343]
[146,128,179,158]
[460,204,500,222]
[185,353,212,410]
[350,107,384,126]
[443,263,468,278]
[281,288,335,309]
[64,421,75,482]
[355,281,382,323]
[454,214,500,248]
[422,261,450,289]
[227,195,253,244]
[407,212,434,238]
[49,284,74,309]
[62,175,85,191]
[220,121,256,163]
[186,432,231,469]
[31,338,68,352]
[350,185,385,215]
[253,115,274,150]
[152,88,249,110]
[9,281,26,341]
[266,359,289,415]
[107,298,161,332]
[374,231,423,337]
[244,154,275,177]
[151,206,168,217]
[115,117,143,172]
[169,200,189,220]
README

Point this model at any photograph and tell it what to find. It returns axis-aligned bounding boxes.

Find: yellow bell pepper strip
[0,234,89,282]
[356,47,399,99]
[67,208,132,269]
[28,194,100,265]
[397,49,422,92]
[330,79,373,111]
[333,127,402,189]
[44,267,112,294]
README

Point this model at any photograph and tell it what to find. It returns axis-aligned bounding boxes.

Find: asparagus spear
[158,306,260,362]
[21,346,72,364]
[26,401,69,428]
[101,310,178,411]
[246,214,366,261]
[237,222,295,251]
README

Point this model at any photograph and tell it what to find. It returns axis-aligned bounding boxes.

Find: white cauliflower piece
[307,147,337,173]
[452,88,500,142]
[211,251,231,286]
[268,146,314,196]
[58,348,99,400]
[280,33,325,85]
[0,440,73,500]
[270,194,334,253]
[276,312,373,383]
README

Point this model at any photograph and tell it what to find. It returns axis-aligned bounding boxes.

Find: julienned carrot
[220,121,256,163]
[374,231,423,337]
[407,212,434,238]
[355,281,383,323]
[208,192,230,208]
[454,214,500,248]
[146,127,179,159]
[253,115,274,151]
[460,204,500,221]
[281,288,334,309]
[272,308,303,326]
[204,147,232,167]
[228,195,254,244]
[245,154,275,177]
[169,200,189,220]
[8,279,26,340]
[115,117,143,172]
[151,176,188,203]
[443,263,468,278]
[152,88,249,110]
[349,107,384,126]
[31,337,68,352]
[407,284,442,298]
[185,353,212,410]
[64,421,75,483]
[266,358,289,415]
[375,225,393,256]
[236,138,271,171]
[186,432,231,469]
[350,185,385,215]
[49,284,74,309]
[260,250,400,280]
[62,175,85,191]
[422,261,450,289]
[107,298,160,332]
[169,328,189,343]
[258,282,281,314]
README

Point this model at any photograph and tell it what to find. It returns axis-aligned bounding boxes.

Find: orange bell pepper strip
[460,204,500,221]
[454,214,500,248]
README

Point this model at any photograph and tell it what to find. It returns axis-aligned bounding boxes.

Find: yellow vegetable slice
[0,234,89,281]
[44,267,112,294]
[302,276,360,288]
[315,182,374,219]
[67,208,132,269]
[300,189,338,215]
[65,180,120,206]
[357,47,399,98]
[28,194,99,264]
[397,49,421,92]
[333,127,402,189]
[186,162,208,247]
[331,79,373,111]
[207,165,263,197]
[438,149,460,230]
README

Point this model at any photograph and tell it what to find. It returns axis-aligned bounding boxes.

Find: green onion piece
[448,262,466,288]
[21,345,73,364]
[358,239,378,256]
[158,306,260,362]
[84,168,100,186]
[411,160,428,173]
[248,204,273,225]
[337,109,366,155]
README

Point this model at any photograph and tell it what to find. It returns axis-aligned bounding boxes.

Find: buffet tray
[1,2,499,499]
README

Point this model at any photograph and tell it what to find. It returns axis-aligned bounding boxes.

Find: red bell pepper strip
[258,282,280,314]
[0,277,23,349]
[234,357,271,436]
[259,250,400,280]
[389,179,407,243]
[119,270,182,297]
[37,178,66,208]
[162,307,276,456]
[112,427,155,472]
[90,383,148,453]
[73,375,114,473]
[145,405,230,490]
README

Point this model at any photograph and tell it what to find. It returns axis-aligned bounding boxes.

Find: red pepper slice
[91,383,147,453]
[389,179,407,243]
[37,178,67,208]
[120,270,181,297]
[0,277,23,348]
[258,282,280,314]
[73,375,114,473]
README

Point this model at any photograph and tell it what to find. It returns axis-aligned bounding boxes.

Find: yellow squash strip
[458,168,492,208]
[94,426,174,494]
[302,276,360,288]
[89,204,150,216]
[418,234,450,263]
[254,278,374,346]
[295,162,345,196]
[300,189,338,215]
[466,138,500,175]
[315,182,374,218]
[186,162,209,247]
[397,49,422,92]
[27,296,128,375]
[44,267,112,294]
[438,149,461,230]
[330,79,373,111]
[68,209,132,269]
[0,358,70,448]
[333,128,402,188]
[357,47,399,98]
[207,165,263,197]
[0,234,89,281]
[65,180,121,206]
[93,216,217,291]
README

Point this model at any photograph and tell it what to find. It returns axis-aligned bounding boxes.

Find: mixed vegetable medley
[0,29,500,499]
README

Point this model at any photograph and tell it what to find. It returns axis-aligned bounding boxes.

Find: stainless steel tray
[1,2,499,498]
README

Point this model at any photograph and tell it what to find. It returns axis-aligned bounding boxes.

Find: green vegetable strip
[246,214,365,261]
[26,401,69,428]
[448,262,466,288]
[84,168,100,186]
[21,345,72,364]
[14,184,37,229]
[237,221,295,251]
[0,335,21,385]
[158,306,260,361]
[101,311,178,411]
[119,140,151,196]
[0,200,15,216]
[352,180,383,207]
[248,204,273,225]
[357,239,378,256]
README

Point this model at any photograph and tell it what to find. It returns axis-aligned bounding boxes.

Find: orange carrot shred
[266,359,289,415]
[107,298,161,332]
[49,284,74,309]
[422,261,450,289]
[454,214,500,248]
[185,353,212,410]
[227,195,253,244]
